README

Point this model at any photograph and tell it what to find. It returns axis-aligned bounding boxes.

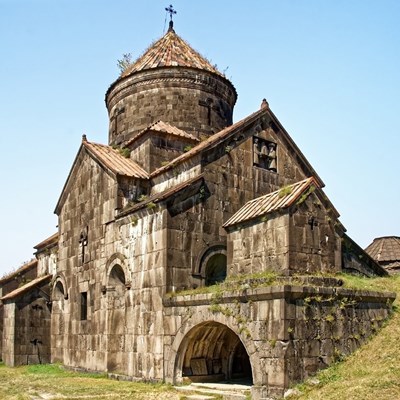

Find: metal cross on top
[165,4,177,21]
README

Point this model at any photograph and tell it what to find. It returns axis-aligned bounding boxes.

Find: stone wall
[105,68,237,145]
[128,133,196,174]
[2,289,51,367]
[1,302,15,366]
[0,261,38,361]
[228,214,290,275]
[227,189,342,276]
[288,192,341,274]
[55,151,118,371]
[163,284,395,399]
[107,208,168,379]
[163,116,321,291]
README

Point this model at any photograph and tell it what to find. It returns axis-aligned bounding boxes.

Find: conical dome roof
[121,27,223,78]
[106,25,237,146]
[365,236,400,263]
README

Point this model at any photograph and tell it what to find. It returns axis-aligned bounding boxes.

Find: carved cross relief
[79,226,88,264]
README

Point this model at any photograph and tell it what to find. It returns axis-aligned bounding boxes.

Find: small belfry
[0,10,395,400]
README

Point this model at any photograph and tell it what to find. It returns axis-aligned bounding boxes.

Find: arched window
[108,264,126,287]
[53,281,66,300]
[197,245,227,287]
[205,253,227,286]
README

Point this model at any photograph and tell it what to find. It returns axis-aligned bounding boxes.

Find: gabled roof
[223,177,320,228]
[125,120,199,147]
[83,140,149,179]
[55,137,149,214]
[365,236,400,264]
[149,106,324,187]
[34,233,58,251]
[0,259,37,285]
[121,28,223,78]
[150,108,267,178]
[0,274,51,302]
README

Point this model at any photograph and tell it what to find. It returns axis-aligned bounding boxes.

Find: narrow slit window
[80,292,88,320]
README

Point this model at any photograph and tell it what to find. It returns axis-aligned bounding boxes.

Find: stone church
[0,19,395,399]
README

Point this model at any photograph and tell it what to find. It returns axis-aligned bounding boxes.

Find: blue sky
[0,0,399,276]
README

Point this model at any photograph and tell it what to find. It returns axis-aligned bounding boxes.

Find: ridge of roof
[55,137,150,215]
[0,274,51,302]
[149,106,325,188]
[343,234,388,276]
[124,120,199,147]
[0,259,38,285]
[150,107,267,178]
[223,177,320,228]
[121,29,223,78]
[34,232,59,250]
[83,141,149,179]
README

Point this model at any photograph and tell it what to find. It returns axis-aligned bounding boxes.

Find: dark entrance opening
[205,254,227,286]
[178,321,253,384]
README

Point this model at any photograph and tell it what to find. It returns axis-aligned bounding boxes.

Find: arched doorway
[176,321,253,384]
[106,264,126,373]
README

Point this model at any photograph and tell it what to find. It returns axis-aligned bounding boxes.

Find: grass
[165,270,278,298]
[287,273,400,400]
[0,363,181,400]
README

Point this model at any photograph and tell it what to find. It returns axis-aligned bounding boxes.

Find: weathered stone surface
[0,24,392,400]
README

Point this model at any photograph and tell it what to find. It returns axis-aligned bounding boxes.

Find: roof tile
[1,274,51,301]
[83,141,149,179]
[365,236,400,263]
[121,29,222,78]
[125,120,199,147]
[223,177,319,227]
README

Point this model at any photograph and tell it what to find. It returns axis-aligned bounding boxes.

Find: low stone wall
[163,284,395,399]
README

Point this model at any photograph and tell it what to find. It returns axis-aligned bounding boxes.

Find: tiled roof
[223,177,319,228]
[125,120,199,147]
[83,140,149,179]
[365,236,400,263]
[0,259,37,285]
[121,29,223,78]
[0,274,51,301]
[34,232,58,250]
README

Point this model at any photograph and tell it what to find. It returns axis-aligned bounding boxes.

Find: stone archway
[106,264,126,373]
[51,276,68,363]
[174,321,253,384]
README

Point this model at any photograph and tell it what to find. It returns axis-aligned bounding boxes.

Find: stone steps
[174,382,251,399]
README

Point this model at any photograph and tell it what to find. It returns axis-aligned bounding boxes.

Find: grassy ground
[0,363,182,400]
[288,273,400,400]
